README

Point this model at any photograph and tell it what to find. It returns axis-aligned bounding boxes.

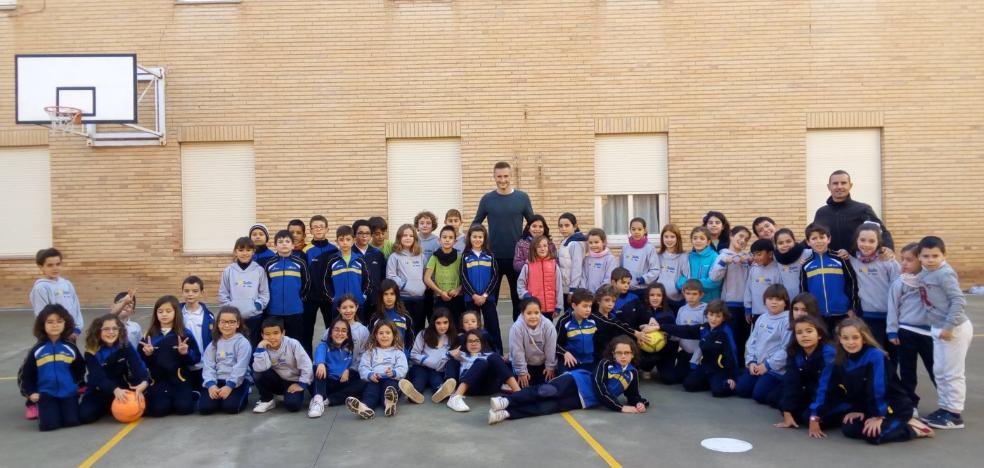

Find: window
[0,1,16,11]
[0,147,51,256]
[806,129,882,216]
[594,134,669,243]
[181,142,255,254]
[387,138,462,228]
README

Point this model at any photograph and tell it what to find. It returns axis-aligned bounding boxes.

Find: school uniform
[558,231,587,298]
[198,334,252,415]
[142,328,201,417]
[710,249,751,356]
[613,292,640,321]
[372,310,416,357]
[736,312,791,407]
[444,329,498,379]
[781,344,850,425]
[18,340,85,431]
[264,254,311,343]
[409,333,452,393]
[919,263,972,416]
[580,249,618,293]
[662,321,739,397]
[849,255,901,349]
[419,234,441,330]
[252,245,276,265]
[627,307,682,384]
[509,317,558,386]
[663,303,707,384]
[450,352,513,395]
[181,302,213,390]
[590,311,639,363]
[358,347,409,408]
[30,277,84,335]
[555,313,597,371]
[516,258,564,317]
[512,235,558,273]
[504,358,648,419]
[252,336,312,412]
[886,274,934,406]
[461,249,503,352]
[219,260,270,344]
[775,244,811,298]
[80,344,149,423]
[800,250,859,333]
[323,251,372,307]
[387,250,428,330]
[313,340,366,406]
[354,245,386,323]
[677,247,722,302]
[741,260,782,358]
[303,239,340,354]
[620,240,661,291]
[657,252,689,310]
[121,319,143,352]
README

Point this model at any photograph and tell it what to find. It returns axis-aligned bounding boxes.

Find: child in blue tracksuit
[140,296,200,417]
[886,243,934,409]
[309,317,367,418]
[487,336,649,425]
[620,217,661,292]
[800,223,859,334]
[736,284,792,407]
[371,279,416,357]
[249,223,276,265]
[180,275,212,391]
[837,223,900,351]
[460,224,502,353]
[347,321,409,420]
[19,305,86,431]
[555,289,598,372]
[677,227,722,302]
[264,230,311,342]
[199,307,253,415]
[323,225,371,309]
[660,300,739,397]
[302,215,339,357]
[79,314,149,424]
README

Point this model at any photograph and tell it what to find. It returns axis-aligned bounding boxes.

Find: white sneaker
[432,378,456,403]
[490,396,509,411]
[346,397,375,420]
[447,394,470,412]
[488,409,509,425]
[307,397,325,418]
[253,399,276,413]
[399,379,424,404]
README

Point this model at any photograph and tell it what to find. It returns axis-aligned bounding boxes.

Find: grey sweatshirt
[558,236,587,293]
[777,249,811,298]
[848,256,900,316]
[675,302,707,354]
[386,251,427,298]
[709,249,751,305]
[218,261,270,320]
[419,234,440,265]
[30,277,83,331]
[509,316,558,374]
[580,250,618,293]
[745,312,791,373]
[886,274,930,339]
[620,242,661,289]
[918,262,968,331]
[657,252,690,301]
[410,333,451,372]
[358,347,409,380]
[202,333,252,388]
[252,336,313,387]
[743,261,783,317]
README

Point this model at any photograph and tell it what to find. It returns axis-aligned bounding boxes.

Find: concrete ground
[1,299,983,468]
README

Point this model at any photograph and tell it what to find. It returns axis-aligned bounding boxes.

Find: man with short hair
[472,161,535,319]
[813,170,894,254]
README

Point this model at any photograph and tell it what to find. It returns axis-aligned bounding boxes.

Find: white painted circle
[700,438,753,453]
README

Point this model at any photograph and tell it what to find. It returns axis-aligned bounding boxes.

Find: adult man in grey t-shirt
[472,161,534,320]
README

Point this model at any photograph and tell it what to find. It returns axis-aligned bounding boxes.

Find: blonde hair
[528,235,556,262]
[393,223,422,256]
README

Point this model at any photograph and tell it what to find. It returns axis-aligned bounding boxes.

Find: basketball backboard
[16,54,138,124]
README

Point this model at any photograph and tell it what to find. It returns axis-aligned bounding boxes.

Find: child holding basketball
[19,305,85,431]
[252,317,313,414]
[79,314,149,424]
[488,336,649,425]
[198,306,253,415]
[348,321,409,419]
[140,295,200,417]
[509,298,558,387]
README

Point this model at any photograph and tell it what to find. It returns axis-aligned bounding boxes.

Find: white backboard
[16,54,137,124]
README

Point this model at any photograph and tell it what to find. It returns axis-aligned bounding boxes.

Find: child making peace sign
[141,295,201,417]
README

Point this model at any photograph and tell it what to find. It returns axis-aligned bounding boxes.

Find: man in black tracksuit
[812,170,894,253]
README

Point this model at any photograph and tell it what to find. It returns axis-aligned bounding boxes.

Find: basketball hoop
[43,105,83,135]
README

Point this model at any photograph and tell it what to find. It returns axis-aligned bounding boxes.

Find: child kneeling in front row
[19,305,85,431]
[252,317,312,414]
[659,300,739,397]
[487,336,649,425]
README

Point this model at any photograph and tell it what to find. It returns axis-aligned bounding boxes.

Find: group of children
[18,209,972,445]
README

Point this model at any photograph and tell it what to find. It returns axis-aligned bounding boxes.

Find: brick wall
[1,0,981,307]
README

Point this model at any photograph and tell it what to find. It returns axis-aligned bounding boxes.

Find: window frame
[594,193,669,247]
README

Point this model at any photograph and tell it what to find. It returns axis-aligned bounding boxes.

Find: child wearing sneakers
[445,330,521,413]
[309,318,366,418]
[399,308,458,405]
[736,284,792,407]
[348,321,409,420]
[252,317,313,414]
[19,305,85,431]
[916,236,973,430]
[887,243,934,412]
[509,298,558,387]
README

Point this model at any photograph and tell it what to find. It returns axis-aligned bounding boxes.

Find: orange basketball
[111,391,145,423]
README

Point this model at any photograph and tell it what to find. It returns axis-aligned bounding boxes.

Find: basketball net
[43,106,83,135]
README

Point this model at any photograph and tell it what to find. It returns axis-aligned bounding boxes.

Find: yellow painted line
[78,418,143,468]
[560,411,622,468]
[0,376,16,381]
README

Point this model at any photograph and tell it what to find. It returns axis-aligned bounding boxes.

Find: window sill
[175,0,242,5]
[181,252,232,257]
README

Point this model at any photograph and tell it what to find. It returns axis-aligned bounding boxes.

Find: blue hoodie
[264,253,310,316]
[800,251,859,317]
[677,247,722,301]
[19,340,85,399]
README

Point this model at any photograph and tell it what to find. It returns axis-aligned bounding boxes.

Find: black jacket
[813,195,894,253]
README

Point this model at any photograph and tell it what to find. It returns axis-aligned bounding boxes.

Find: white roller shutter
[0,147,51,256]
[387,138,462,228]
[806,129,882,216]
[181,142,256,253]
[595,134,668,194]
